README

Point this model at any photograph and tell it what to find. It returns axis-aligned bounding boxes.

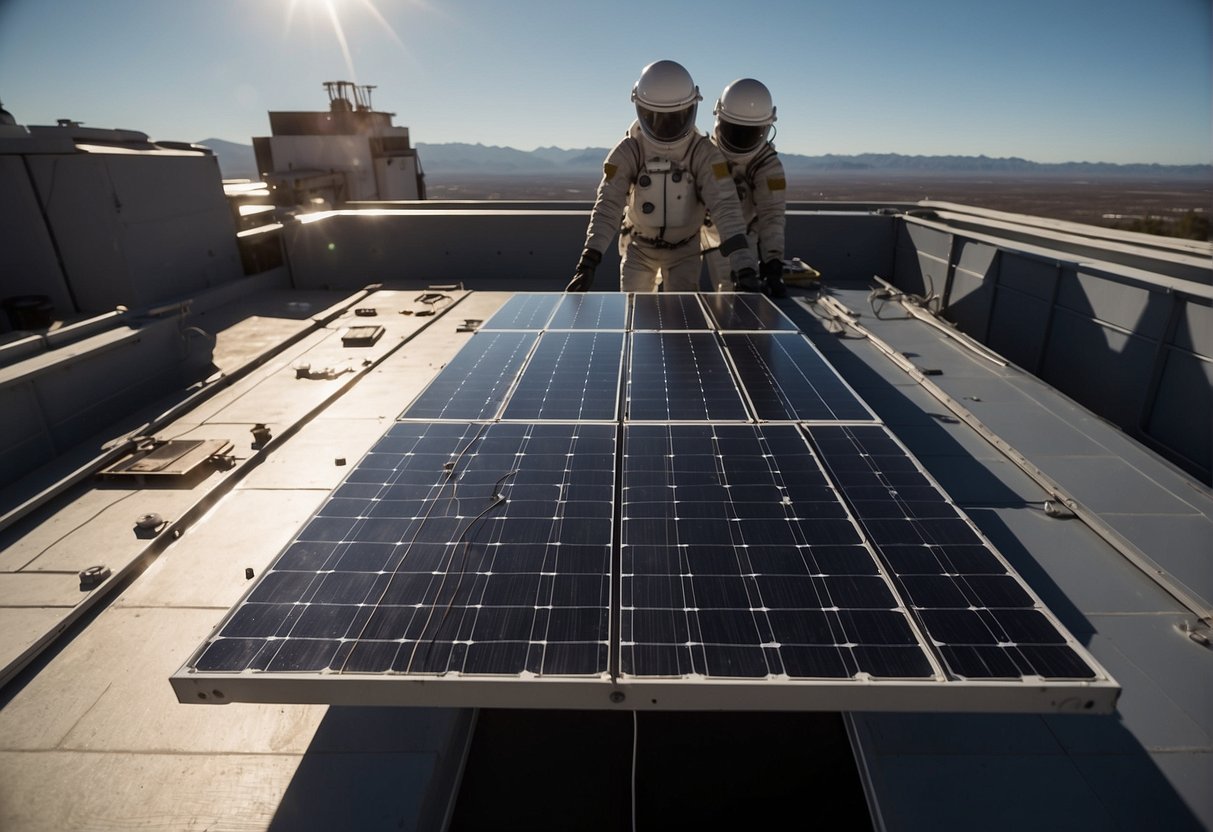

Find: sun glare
[283,0,408,81]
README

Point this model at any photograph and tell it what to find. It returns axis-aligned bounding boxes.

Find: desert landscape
[425,170,1210,237]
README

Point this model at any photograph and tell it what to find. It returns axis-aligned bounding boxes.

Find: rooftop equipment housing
[253,81,426,207]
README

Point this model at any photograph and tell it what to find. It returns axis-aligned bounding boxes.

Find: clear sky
[1,0,1209,164]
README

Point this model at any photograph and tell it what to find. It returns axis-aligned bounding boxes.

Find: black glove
[565,249,601,292]
[761,258,787,298]
[731,267,764,293]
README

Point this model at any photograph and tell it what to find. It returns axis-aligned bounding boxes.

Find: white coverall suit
[702,143,787,292]
[582,121,758,292]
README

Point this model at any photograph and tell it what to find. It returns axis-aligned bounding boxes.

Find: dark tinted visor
[638,104,695,142]
[718,121,768,154]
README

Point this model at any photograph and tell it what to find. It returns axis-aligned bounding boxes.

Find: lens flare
[283,0,410,80]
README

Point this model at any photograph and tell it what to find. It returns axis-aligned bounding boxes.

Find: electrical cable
[631,710,639,832]
[409,467,518,671]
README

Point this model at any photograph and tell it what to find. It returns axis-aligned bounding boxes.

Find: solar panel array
[178,293,1114,712]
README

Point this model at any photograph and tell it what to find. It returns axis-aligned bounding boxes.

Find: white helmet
[714,78,776,155]
[631,60,702,145]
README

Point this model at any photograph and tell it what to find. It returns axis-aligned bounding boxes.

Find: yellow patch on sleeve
[767,176,787,191]
[712,162,730,180]
[603,162,618,181]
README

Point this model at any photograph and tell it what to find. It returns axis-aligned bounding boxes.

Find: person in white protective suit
[566,60,761,293]
[701,78,788,297]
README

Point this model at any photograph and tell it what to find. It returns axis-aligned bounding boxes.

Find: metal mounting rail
[805,293,1213,625]
[0,284,378,535]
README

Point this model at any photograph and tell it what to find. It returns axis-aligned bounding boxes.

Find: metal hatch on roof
[171,293,1119,714]
[101,438,234,481]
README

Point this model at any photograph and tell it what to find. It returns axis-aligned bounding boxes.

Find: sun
[283,0,407,81]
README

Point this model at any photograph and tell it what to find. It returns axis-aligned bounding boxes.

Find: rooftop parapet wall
[890,208,1212,485]
[280,205,899,291]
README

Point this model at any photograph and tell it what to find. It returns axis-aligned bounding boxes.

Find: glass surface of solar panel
[702,293,798,331]
[480,293,561,330]
[631,293,710,331]
[399,331,536,420]
[547,294,628,330]
[179,292,1115,711]
[805,424,1096,680]
[621,423,935,680]
[723,333,876,422]
[190,422,615,678]
[628,332,748,421]
[501,331,624,421]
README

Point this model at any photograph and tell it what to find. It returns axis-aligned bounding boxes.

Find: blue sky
[1,0,1209,164]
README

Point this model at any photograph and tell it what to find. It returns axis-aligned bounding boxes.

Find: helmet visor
[638,104,696,143]
[717,121,768,154]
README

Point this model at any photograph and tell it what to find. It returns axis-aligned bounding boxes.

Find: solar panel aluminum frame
[171,666,1118,712]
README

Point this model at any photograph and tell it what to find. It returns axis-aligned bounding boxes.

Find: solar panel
[621,423,935,680]
[480,293,561,330]
[805,424,1098,680]
[631,293,710,331]
[547,293,628,330]
[399,331,536,420]
[500,331,624,421]
[701,293,799,331]
[188,422,615,679]
[627,332,748,421]
[723,333,877,422]
[176,292,1116,712]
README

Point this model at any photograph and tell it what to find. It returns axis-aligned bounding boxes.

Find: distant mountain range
[198,138,1209,181]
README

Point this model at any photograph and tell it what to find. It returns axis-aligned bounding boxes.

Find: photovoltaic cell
[805,424,1097,680]
[621,423,934,680]
[190,422,615,678]
[547,293,628,330]
[628,332,748,421]
[501,331,624,421]
[701,293,798,331]
[178,293,1115,711]
[399,331,535,420]
[723,333,876,422]
[631,293,710,331]
[481,293,561,330]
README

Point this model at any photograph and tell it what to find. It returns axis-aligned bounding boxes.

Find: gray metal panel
[27,153,242,314]
[34,322,209,451]
[1058,268,1171,338]
[285,211,607,291]
[0,156,74,322]
[0,382,54,488]
[945,240,998,340]
[787,211,896,283]
[1040,308,1157,429]
[1174,298,1213,356]
[1148,349,1212,475]
[985,284,1050,371]
[898,222,952,299]
[998,253,1057,301]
